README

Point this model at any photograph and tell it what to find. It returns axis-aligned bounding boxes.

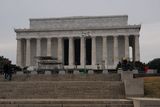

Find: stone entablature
[15,25,140,39]
[29,15,128,29]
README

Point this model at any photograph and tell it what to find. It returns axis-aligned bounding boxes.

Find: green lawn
[144,77,160,98]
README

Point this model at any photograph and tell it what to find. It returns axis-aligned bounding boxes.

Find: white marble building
[15,15,141,70]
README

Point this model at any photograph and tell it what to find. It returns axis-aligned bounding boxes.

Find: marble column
[102,36,107,67]
[47,38,52,56]
[114,36,119,66]
[36,38,41,57]
[92,37,96,66]
[26,38,31,66]
[134,35,140,61]
[69,37,74,66]
[124,35,129,60]
[16,39,22,67]
[80,37,86,66]
[57,37,63,63]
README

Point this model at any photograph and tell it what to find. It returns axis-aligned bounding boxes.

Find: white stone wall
[30,15,128,29]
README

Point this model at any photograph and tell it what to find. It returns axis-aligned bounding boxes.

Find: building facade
[15,15,141,69]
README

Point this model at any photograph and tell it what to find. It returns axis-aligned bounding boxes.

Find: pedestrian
[144,66,149,73]
[3,61,12,81]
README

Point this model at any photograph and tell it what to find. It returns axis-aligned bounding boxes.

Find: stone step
[0,74,121,81]
[0,81,125,99]
[0,99,134,107]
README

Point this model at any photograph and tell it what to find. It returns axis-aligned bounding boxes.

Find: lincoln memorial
[15,15,141,70]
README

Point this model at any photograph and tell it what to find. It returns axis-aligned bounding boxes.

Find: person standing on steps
[3,61,12,81]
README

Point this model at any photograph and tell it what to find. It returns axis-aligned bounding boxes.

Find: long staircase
[0,74,134,107]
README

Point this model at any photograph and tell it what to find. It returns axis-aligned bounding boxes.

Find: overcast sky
[0,0,160,64]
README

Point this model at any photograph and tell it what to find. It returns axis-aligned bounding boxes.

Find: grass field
[144,77,160,98]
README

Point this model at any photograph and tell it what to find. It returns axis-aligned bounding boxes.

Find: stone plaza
[15,15,141,70]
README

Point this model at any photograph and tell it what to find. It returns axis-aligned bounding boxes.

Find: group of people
[117,59,149,73]
[117,59,134,71]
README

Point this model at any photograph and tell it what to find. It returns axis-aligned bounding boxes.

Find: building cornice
[15,25,141,33]
[29,15,128,21]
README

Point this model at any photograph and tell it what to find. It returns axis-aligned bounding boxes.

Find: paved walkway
[0,99,133,104]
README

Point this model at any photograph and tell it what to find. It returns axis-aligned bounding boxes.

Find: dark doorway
[86,38,92,65]
[74,39,80,65]
[64,39,69,65]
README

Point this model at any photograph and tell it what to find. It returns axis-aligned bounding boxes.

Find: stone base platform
[0,99,134,107]
[0,74,121,81]
[0,81,125,99]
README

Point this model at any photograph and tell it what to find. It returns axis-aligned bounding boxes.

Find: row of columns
[17,38,53,66]
[17,35,140,68]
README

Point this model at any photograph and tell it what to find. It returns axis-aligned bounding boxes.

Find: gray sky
[0,0,160,64]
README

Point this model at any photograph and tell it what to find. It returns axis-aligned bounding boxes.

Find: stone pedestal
[120,71,144,97]
[103,69,109,74]
[59,70,66,75]
[45,71,51,75]
[74,70,79,74]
